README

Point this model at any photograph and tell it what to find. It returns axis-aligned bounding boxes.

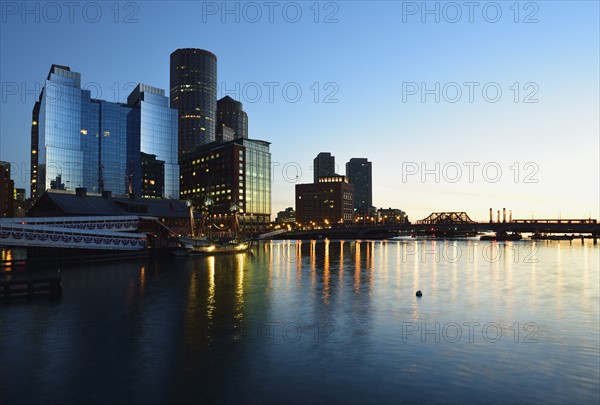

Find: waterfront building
[275,207,296,224]
[346,158,372,211]
[377,207,407,224]
[31,65,179,200]
[14,188,26,203]
[0,162,15,218]
[170,48,218,155]
[217,96,248,140]
[295,176,354,228]
[13,188,28,218]
[179,138,271,234]
[27,188,192,234]
[313,152,336,183]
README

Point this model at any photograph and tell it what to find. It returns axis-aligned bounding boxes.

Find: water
[1,239,598,404]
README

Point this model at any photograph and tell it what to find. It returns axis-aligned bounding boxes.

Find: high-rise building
[346,158,372,211]
[179,138,271,233]
[217,96,248,140]
[239,138,271,231]
[296,175,354,227]
[0,161,15,217]
[313,152,336,182]
[170,48,218,156]
[141,152,165,199]
[127,83,179,199]
[14,188,26,203]
[216,124,235,144]
[31,65,179,199]
[31,100,41,199]
[275,207,296,224]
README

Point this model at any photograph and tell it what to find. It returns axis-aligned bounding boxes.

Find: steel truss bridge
[0,216,147,251]
[416,212,475,224]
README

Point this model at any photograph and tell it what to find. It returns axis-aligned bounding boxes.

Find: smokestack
[503,208,506,223]
[497,210,500,223]
[489,208,493,223]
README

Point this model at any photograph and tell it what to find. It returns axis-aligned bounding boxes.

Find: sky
[1,0,598,221]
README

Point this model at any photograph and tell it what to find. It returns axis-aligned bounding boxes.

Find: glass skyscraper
[239,139,271,227]
[129,84,179,199]
[170,48,218,156]
[31,65,179,199]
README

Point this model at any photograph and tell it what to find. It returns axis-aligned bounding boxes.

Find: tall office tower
[313,152,336,183]
[346,158,372,211]
[170,48,217,156]
[30,100,41,199]
[127,84,179,199]
[216,96,248,140]
[32,65,179,199]
[0,161,15,217]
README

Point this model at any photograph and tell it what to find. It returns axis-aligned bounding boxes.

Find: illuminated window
[80,129,88,135]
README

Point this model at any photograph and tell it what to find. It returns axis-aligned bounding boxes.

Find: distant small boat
[480,231,522,241]
[530,233,574,241]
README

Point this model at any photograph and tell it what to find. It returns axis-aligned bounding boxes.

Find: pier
[1,274,63,301]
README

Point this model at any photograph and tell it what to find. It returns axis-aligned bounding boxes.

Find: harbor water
[1,239,599,404]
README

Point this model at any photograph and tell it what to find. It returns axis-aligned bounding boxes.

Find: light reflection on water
[1,240,599,404]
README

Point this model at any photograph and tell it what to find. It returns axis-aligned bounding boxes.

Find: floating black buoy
[416,290,422,297]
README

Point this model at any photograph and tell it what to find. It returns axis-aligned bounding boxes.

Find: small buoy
[416,290,422,297]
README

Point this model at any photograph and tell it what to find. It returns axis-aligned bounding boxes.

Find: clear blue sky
[1,1,598,221]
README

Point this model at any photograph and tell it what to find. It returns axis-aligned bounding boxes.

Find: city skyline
[1,1,598,221]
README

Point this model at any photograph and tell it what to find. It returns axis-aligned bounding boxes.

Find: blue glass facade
[131,85,179,199]
[38,66,85,193]
[34,66,178,199]
[240,139,271,217]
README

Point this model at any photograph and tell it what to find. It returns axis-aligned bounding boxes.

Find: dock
[1,275,63,301]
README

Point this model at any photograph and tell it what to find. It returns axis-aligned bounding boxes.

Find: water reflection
[323,239,330,304]
[207,256,216,319]
[354,241,361,294]
[1,240,598,404]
